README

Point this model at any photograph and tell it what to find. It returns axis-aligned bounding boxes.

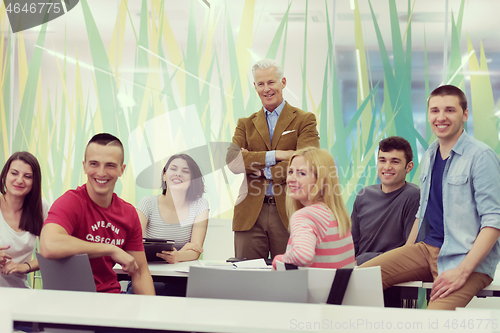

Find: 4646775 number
[5,2,62,14]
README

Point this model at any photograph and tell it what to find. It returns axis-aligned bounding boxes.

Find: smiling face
[286,156,318,207]
[164,158,191,193]
[253,66,286,112]
[428,95,469,147]
[4,160,33,199]
[83,143,125,207]
[377,149,413,193]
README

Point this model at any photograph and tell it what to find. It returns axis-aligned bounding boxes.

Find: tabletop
[114,260,201,277]
[3,287,496,333]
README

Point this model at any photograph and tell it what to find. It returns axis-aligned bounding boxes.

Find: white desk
[0,305,12,333]
[394,277,500,309]
[423,282,500,297]
[487,310,500,333]
[114,260,201,278]
[2,287,495,333]
[113,260,262,281]
[113,261,203,295]
[2,287,322,332]
[321,304,493,333]
[391,281,424,308]
[118,263,430,285]
[395,281,423,288]
[422,272,500,297]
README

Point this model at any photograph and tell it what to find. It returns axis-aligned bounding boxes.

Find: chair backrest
[304,266,384,307]
[37,253,96,292]
[186,266,308,303]
[275,262,383,306]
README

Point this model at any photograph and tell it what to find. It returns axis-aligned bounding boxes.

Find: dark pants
[234,200,289,260]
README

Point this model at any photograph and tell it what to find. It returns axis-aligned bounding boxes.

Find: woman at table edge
[273,147,355,269]
[136,154,209,264]
[0,151,49,288]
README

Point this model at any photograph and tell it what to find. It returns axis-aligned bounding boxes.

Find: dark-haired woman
[130,154,208,296]
[0,152,49,288]
[137,154,209,264]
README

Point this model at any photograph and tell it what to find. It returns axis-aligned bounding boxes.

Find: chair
[37,253,96,292]
[275,262,384,307]
[186,266,308,303]
[304,266,384,306]
[30,254,97,333]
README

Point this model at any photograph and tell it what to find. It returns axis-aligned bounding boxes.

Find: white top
[138,195,208,250]
[0,199,49,288]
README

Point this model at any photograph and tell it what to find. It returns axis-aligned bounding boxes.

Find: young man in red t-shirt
[41,133,154,294]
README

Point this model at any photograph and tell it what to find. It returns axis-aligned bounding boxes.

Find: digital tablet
[143,239,175,262]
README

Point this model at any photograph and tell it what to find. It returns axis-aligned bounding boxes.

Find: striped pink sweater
[273,204,355,269]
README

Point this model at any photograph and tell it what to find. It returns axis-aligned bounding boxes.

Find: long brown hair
[0,152,43,236]
[161,154,205,202]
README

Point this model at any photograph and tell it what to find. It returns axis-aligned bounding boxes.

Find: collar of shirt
[449,130,467,156]
[264,99,286,119]
[264,99,285,140]
[426,130,467,160]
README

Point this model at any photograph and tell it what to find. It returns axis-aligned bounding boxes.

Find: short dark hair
[378,136,413,165]
[161,154,205,202]
[428,85,467,112]
[0,152,43,236]
[85,133,124,165]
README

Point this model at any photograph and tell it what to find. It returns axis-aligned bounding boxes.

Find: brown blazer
[226,101,320,231]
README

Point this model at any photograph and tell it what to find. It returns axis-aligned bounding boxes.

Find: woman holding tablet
[137,154,209,264]
[0,152,48,288]
[273,147,355,269]
[129,154,208,296]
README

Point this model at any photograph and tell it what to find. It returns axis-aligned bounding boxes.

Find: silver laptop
[186,266,308,303]
[37,253,96,292]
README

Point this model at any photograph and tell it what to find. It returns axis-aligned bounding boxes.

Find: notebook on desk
[226,257,273,266]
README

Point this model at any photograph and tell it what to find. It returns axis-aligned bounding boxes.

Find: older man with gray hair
[226,59,320,260]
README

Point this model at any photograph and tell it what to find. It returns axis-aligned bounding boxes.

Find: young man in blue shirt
[361,85,500,310]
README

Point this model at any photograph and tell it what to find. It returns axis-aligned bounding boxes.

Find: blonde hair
[285,147,351,237]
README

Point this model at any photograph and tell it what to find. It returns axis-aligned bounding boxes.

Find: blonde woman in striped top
[272,147,355,269]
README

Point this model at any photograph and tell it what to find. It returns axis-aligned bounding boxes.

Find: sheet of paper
[275,260,286,271]
[199,261,234,267]
[175,267,191,273]
[233,258,269,269]
[199,261,235,270]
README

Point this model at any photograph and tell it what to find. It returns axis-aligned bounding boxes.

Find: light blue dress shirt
[264,99,286,196]
[415,131,500,278]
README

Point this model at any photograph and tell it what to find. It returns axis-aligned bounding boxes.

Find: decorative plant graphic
[1,0,499,288]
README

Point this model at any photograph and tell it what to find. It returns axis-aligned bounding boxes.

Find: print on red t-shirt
[44,184,143,293]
